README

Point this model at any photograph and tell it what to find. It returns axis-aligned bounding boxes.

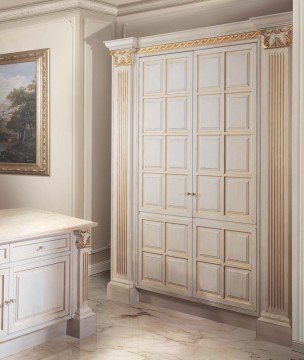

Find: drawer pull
[37,246,47,252]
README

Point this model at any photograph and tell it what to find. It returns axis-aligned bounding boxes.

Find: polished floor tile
[6,272,304,360]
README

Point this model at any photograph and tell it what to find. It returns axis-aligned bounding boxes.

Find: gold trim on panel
[268,52,287,315]
[262,26,292,49]
[116,70,129,277]
[138,31,261,54]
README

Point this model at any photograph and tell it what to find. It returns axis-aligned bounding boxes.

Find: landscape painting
[0,49,49,175]
[0,61,37,164]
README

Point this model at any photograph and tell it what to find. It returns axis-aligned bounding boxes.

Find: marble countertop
[0,208,97,244]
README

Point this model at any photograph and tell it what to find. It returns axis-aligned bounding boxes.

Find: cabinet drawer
[0,245,9,264]
[10,235,70,261]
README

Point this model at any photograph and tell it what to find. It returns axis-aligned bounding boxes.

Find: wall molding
[0,0,117,23]
[90,244,110,254]
[89,259,110,275]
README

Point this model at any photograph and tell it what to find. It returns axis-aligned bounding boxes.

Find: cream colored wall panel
[197,227,221,260]
[225,267,250,303]
[142,252,163,284]
[9,256,69,333]
[226,50,251,89]
[142,220,163,252]
[166,223,188,256]
[167,98,187,132]
[226,93,250,131]
[167,137,187,170]
[143,99,164,132]
[197,176,221,213]
[198,95,222,131]
[225,178,250,217]
[225,136,250,173]
[167,58,188,93]
[166,175,188,212]
[197,53,223,91]
[196,262,221,296]
[166,257,188,290]
[0,269,9,339]
[225,231,250,265]
[143,60,164,95]
[0,246,9,265]
[198,136,221,172]
[143,136,163,170]
[142,174,163,208]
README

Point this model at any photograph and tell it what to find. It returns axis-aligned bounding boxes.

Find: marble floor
[7,272,304,360]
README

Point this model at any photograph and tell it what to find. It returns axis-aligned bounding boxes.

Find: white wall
[0,18,74,216]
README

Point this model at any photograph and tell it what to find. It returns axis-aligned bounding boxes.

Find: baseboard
[0,321,67,359]
[139,289,257,331]
[256,317,292,347]
[89,259,110,275]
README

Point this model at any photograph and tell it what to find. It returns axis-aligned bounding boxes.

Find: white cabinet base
[0,320,67,360]
[107,280,139,305]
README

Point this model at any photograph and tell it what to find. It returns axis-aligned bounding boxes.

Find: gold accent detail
[116,70,128,277]
[138,31,261,53]
[262,26,292,49]
[74,230,91,249]
[268,52,288,315]
[110,49,135,66]
[0,49,49,175]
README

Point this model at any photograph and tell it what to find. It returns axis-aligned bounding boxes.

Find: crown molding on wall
[117,0,211,16]
[0,0,117,23]
[0,0,290,24]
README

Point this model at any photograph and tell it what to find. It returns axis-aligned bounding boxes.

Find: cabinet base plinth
[67,313,97,339]
[0,320,67,360]
[257,317,292,347]
[107,280,139,304]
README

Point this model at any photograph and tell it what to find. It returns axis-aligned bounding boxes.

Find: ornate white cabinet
[0,209,97,359]
[105,12,292,345]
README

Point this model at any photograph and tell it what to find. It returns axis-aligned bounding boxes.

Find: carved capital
[110,49,137,67]
[74,230,91,249]
[262,26,292,49]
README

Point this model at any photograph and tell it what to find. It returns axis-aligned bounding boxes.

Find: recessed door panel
[0,269,9,339]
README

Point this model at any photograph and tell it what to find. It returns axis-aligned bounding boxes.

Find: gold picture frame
[0,48,49,175]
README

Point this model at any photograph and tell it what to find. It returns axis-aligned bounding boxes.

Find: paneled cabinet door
[9,256,70,333]
[139,52,193,217]
[0,269,9,338]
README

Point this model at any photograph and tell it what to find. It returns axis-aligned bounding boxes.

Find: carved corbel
[110,49,137,66]
[261,26,292,49]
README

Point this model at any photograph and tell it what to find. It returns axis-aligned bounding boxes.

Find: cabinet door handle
[4,300,10,306]
[37,246,46,252]
[9,299,15,304]
[186,192,197,196]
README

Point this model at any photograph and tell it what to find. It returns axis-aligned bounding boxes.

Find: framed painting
[0,49,49,175]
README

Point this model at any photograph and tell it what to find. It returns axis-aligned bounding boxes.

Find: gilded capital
[110,49,137,67]
[262,26,292,49]
[74,230,91,249]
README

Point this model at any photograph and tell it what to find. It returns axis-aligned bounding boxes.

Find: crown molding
[0,0,117,23]
[116,0,211,16]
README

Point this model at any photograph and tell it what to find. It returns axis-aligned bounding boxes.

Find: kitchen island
[0,208,97,359]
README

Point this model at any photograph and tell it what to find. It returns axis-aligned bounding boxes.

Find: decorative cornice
[74,230,91,249]
[0,0,117,23]
[138,30,261,54]
[117,0,211,16]
[262,26,292,49]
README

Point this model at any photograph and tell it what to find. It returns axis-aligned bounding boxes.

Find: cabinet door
[139,52,193,217]
[0,269,9,338]
[9,256,70,333]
